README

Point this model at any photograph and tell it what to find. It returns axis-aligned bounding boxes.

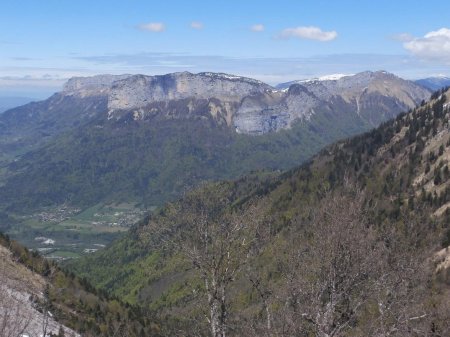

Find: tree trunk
[219,284,227,337]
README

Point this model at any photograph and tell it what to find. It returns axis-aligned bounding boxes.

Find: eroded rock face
[233,71,431,134]
[63,74,132,97]
[232,88,318,135]
[107,72,271,111]
[105,71,429,134]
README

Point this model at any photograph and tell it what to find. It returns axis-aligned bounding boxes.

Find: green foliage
[0,105,378,213]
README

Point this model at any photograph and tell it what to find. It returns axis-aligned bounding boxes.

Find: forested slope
[69,89,450,336]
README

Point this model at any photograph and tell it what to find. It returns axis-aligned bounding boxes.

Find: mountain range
[0,70,431,255]
[1,71,429,150]
[415,76,450,91]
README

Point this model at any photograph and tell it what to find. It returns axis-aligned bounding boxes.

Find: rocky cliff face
[233,71,431,134]
[107,72,271,111]
[99,70,430,135]
[63,74,132,96]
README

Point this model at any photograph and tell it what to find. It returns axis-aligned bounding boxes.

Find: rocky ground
[0,245,78,337]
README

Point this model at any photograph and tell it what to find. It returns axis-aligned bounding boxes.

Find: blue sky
[1,0,450,97]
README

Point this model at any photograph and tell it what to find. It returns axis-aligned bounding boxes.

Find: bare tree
[162,187,262,337]
[41,284,51,337]
[247,274,274,335]
[242,216,277,337]
[140,181,443,336]
[365,213,435,337]
[40,264,58,337]
[270,182,437,337]
[182,209,260,336]
[287,183,381,337]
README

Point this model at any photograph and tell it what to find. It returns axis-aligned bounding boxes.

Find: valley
[5,202,148,259]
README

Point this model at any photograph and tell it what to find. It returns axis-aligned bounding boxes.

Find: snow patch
[199,72,266,85]
[297,73,354,83]
[318,73,354,81]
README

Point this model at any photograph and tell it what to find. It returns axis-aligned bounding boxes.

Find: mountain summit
[60,70,431,135]
[0,71,430,155]
[75,71,431,135]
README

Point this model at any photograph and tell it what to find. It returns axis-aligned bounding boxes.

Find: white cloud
[403,28,450,63]
[137,22,165,32]
[250,24,264,32]
[278,26,337,41]
[190,21,203,30]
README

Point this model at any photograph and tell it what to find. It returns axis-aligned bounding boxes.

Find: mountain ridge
[415,76,450,91]
[0,70,430,141]
[0,96,37,113]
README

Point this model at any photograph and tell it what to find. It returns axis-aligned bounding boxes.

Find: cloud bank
[403,28,450,63]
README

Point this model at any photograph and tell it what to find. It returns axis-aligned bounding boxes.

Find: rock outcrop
[63,74,132,97]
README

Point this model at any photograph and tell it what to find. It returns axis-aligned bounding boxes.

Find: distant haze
[0,96,38,113]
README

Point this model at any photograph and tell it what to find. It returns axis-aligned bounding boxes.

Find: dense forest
[0,101,370,213]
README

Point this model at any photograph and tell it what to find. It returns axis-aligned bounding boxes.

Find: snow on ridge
[302,73,354,82]
[436,74,450,79]
[199,72,267,85]
[279,73,355,87]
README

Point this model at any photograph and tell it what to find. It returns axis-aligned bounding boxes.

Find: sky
[1,0,450,98]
